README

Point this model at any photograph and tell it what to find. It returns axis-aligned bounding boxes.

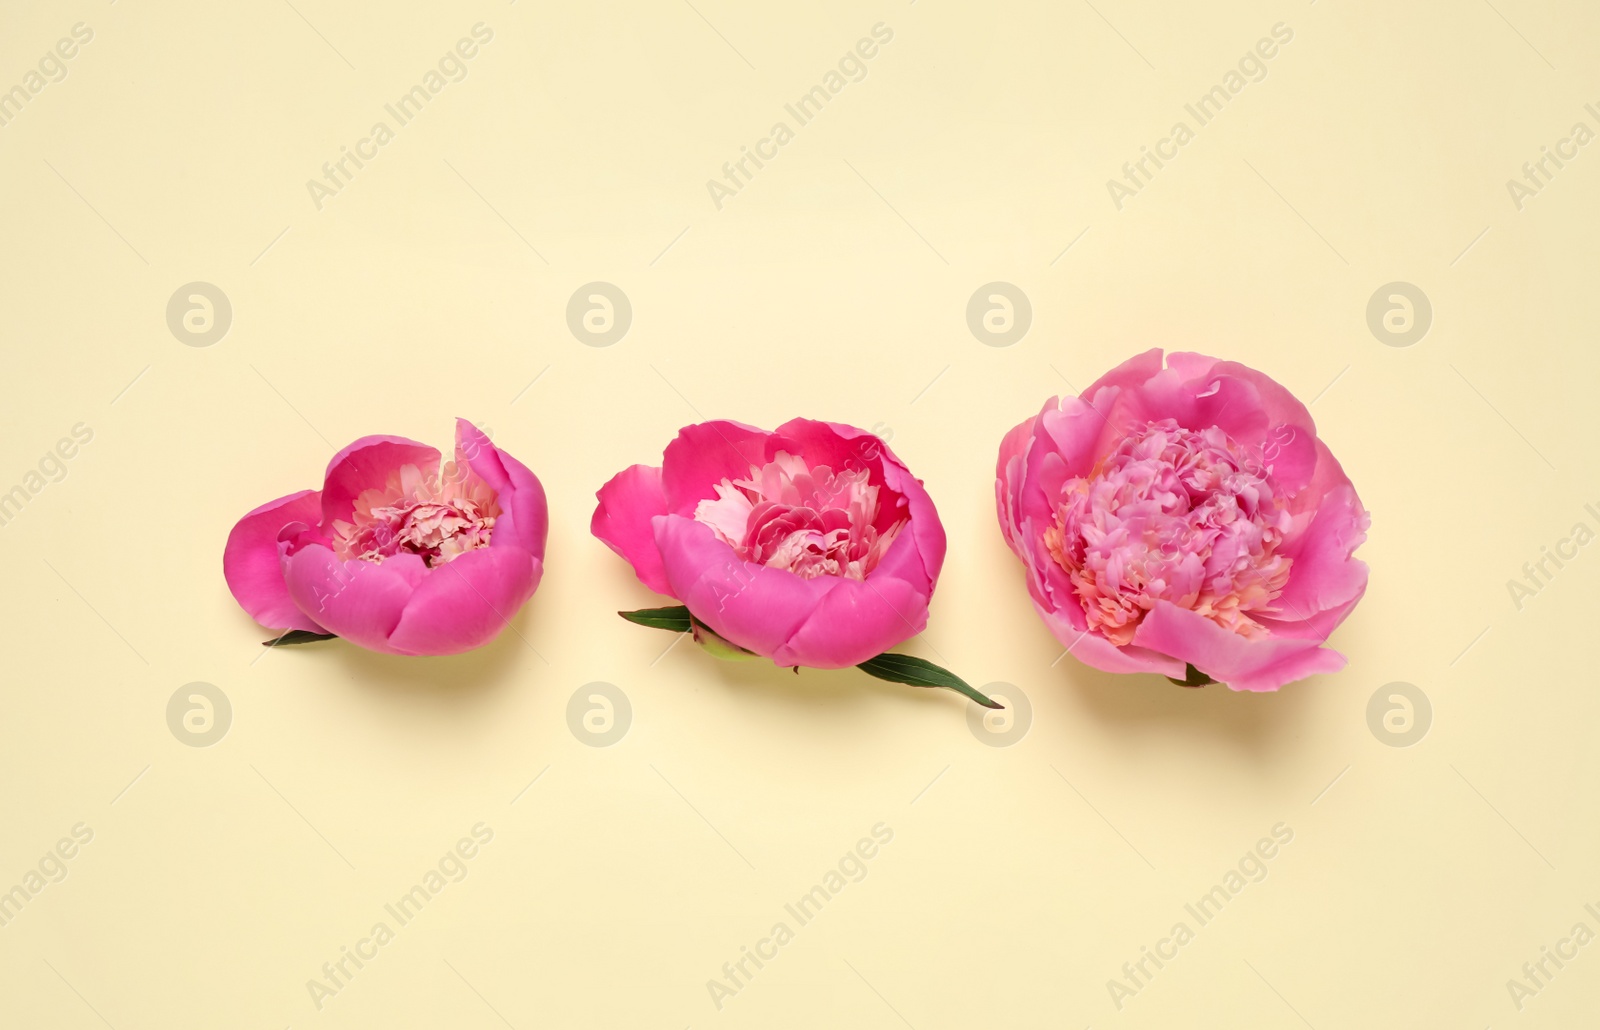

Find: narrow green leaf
[857,652,1003,709]
[1166,663,1215,687]
[618,605,693,632]
[262,630,338,647]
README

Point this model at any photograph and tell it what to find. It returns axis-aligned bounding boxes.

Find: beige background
[2,0,1597,1026]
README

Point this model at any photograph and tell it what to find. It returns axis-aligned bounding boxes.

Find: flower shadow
[687,649,967,723]
[317,597,544,702]
[1059,658,1322,758]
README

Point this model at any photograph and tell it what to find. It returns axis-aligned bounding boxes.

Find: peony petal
[321,435,441,528]
[592,463,674,596]
[1271,483,1371,621]
[1197,356,1317,439]
[769,418,892,483]
[1030,594,1185,678]
[1082,347,1165,400]
[387,546,542,656]
[223,490,327,633]
[454,419,548,560]
[994,413,1038,556]
[1133,600,1347,691]
[1034,391,1120,484]
[1114,365,1270,447]
[767,417,945,601]
[659,421,772,515]
[1261,420,1320,497]
[771,571,928,669]
[653,514,827,661]
[281,544,425,654]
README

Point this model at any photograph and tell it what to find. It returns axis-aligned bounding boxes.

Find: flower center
[694,451,905,580]
[1045,419,1293,644]
[332,463,498,568]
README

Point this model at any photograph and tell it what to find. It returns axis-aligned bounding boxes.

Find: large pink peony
[995,350,1369,691]
[592,419,947,670]
[224,419,547,655]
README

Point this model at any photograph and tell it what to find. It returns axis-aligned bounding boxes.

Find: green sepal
[1167,663,1215,687]
[263,630,338,647]
[691,622,760,661]
[619,605,758,660]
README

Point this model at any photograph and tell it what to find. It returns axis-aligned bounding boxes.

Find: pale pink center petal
[1045,419,1293,644]
[694,451,903,580]
[331,462,499,568]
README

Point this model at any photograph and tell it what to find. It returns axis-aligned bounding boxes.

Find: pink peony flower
[224,419,547,656]
[995,350,1369,691]
[592,419,948,671]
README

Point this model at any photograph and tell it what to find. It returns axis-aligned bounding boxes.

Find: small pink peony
[995,350,1369,691]
[224,419,547,656]
[594,419,997,706]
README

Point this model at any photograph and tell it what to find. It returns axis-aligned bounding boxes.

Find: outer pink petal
[386,546,541,656]
[223,489,327,633]
[659,421,772,515]
[653,514,827,661]
[881,462,944,592]
[771,571,927,668]
[994,412,1038,556]
[281,543,426,654]
[1113,363,1270,448]
[1192,355,1317,439]
[592,464,674,596]
[1029,590,1185,678]
[1081,347,1166,400]
[454,419,548,560]
[1261,420,1320,498]
[1132,600,1347,692]
[769,418,893,480]
[753,505,939,668]
[1271,483,1371,623]
[321,435,441,528]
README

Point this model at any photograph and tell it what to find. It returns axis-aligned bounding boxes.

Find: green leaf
[1167,663,1215,687]
[262,630,338,647]
[856,653,1003,709]
[618,606,693,632]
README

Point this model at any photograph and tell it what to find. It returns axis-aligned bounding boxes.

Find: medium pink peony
[224,419,547,656]
[592,419,947,671]
[995,350,1369,691]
